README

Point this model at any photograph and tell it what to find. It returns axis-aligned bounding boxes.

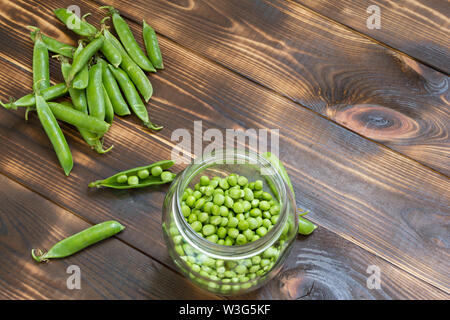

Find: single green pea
[210,179,219,188]
[233,202,244,214]
[116,174,128,183]
[213,188,224,197]
[262,192,272,201]
[137,169,149,179]
[195,198,206,210]
[235,265,248,275]
[262,211,272,219]
[260,259,271,267]
[181,205,191,217]
[250,208,262,217]
[256,216,263,228]
[243,229,254,241]
[252,235,260,242]
[248,182,255,190]
[190,221,202,232]
[217,239,225,245]
[127,175,139,186]
[243,188,254,201]
[191,264,201,273]
[256,226,268,237]
[202,224,216,236]
[247,217,258,230]
[161,171,173,182]
[194,183,200,191]
[188,213,198,224]
[200,175,210,186]
[206,234,218,243]
[298,216,317,235]
[254,190,263,199]
[227,228,239,239]
[263,247,278,259]
[270,204,280,215]
[236,213,245,221]
[193,191,202,200]
[271,215,279,225]
[237,176,248,186]
[151,165,162,176]
[204,185,214,196]
[217,227,227,239]
[236,234,247,245]
[227,175,238,187]
[203,202,214,213]
[198,211,209,223]
[220,217,228,227]
[251,256,261,265]
[211,204,220,216]
[229,187,242,200]
[199,186,207,194]
[254,180,263,190]
[218,206,228,217]
[238,220,249,231]
[249,265,260,273]
[259,200,271,211]
[242,200,252,212]
[224,237,234,246]
[219,178,230,190]
[251,199,260,208]
[213,194,225,206]
[210,216,222,226]
[224,196,234,208]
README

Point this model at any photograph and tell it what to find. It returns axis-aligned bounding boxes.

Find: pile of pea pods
[0,6,164,176]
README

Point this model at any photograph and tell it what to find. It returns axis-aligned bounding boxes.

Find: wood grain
[96,0,450,175]
[0,174,218,299]
[293,0,450,73]
[0,0,449,298]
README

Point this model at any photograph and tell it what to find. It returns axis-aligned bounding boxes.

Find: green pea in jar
[162,150,298,295]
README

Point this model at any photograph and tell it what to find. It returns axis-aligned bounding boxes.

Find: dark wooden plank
[240,227,449,299]
[0,0,449,297]
[0,174,219,299]
[96,0,450,176]
[293,0,450,73]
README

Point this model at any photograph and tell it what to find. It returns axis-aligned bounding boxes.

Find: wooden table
[0,0,448,300]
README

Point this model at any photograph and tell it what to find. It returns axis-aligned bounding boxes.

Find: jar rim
[173,149,295,260]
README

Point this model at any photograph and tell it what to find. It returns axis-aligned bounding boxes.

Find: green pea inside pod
[88,160,176,189]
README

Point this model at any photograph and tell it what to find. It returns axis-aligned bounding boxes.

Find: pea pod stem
[0,83,68,110]
[29,26,75,58]
[32,221,125,262]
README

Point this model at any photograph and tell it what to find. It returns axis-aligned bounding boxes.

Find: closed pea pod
[102,6,155,72]
[72,42,89,89]
[35,94,73,176]
[143,20,164,69]
[108,65,161,130]
[97,58,130,116]
[29,27,74,58]
[0,83,68,110]
[102,85,114,124]
[31,221,125,262]
[103,29,153,102]
[54,8,97,37]
[89,160,176,189]
[86,62,105,120]
[30,29,50,93]
[67,37,103,85]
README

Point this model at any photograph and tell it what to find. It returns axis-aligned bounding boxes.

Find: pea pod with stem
[29,26,74,58]
[108,65,161,130]
[143,20,164,69]
[32,221,125,262]
[89,160,175,189]
[72,42,90,89]
[35,94,73,176]
[97,57,130,116]
[86,62,105,120]
[103,29,153,102]
[54,8,98,37]
[0,83,68,110]
[98,17,122,68]
[30,28,50,93]
[59,56,112,154]
[101,6,155,72]
[67,37,104,85]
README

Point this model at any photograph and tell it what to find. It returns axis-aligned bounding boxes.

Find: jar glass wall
[162,150,298,295]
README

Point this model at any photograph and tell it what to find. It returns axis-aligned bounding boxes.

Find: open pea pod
[89,160,176,189]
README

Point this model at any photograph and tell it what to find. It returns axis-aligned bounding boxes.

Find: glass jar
[162,150,298,295]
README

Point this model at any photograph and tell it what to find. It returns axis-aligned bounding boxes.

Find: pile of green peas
[181,174,282,246]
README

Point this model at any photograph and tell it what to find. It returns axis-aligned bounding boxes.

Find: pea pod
[98,31,122,68]
[103,29,153,102]
[30,29,50,93]
[298,216,317,235]
[72,43,89,89]
[86,62,105,120]
[59,57,112,153]
[102,6,155,72]
[31,221,125,262]
[54,8,98,37]
[97,58,130,116]
[143,20,164,69]
[89,160,176,189]
[108,65,161,130]
[103,85,114,124]
[0,83,68,110]
[47,102,110,134]
[67,37,104,85]
[29,27,74,58]
[35,94,73,176]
